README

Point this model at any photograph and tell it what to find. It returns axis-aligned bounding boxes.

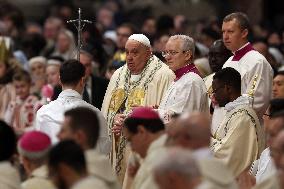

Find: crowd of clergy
[1,1,284,188]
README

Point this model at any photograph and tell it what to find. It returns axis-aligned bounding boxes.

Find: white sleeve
[243,58,273,118]
[158,78,208,123]
[95,109,111,155]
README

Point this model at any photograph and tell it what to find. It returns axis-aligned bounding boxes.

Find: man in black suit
[80,50,109,109]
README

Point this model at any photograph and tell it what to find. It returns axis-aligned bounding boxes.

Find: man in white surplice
[35,59,110,154]
[221,12,273,121]
[158,35,209,123]
[211,12,273,138]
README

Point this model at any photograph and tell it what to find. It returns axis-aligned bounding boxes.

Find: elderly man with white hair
[158,35,209,123]
[101,34,175,183]
[153,148,212,189]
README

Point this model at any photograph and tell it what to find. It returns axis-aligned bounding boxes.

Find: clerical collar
[130,74,141,83]
[232,42,254,61]
[174,64,199,81]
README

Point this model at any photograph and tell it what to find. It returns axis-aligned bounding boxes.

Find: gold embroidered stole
[106,56,163,176]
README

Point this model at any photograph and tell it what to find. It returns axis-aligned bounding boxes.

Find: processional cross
[67,8,92,61]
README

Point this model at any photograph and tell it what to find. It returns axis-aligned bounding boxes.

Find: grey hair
[169,35,195,55]
[153,148,201,180]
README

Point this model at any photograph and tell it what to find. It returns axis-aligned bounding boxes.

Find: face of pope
[125,39,151,75]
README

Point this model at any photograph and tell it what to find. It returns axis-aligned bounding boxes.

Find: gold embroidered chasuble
[101,55,174,183]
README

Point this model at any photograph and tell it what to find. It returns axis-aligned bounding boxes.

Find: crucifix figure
[67,8,92,61]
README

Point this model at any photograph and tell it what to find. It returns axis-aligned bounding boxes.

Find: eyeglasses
[161,50,188,58]
[263,113,271,118]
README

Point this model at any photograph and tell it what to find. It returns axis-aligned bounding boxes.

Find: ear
[137,125,146,135]
[241,29,249,39]
[21,156,31,173]
[185,50,193,62]
[74,130,86,147]
[145,48,152,58]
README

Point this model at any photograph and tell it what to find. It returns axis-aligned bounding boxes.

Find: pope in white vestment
[36,89,110,154]
[101,55,174,181]
[211,95,265,177]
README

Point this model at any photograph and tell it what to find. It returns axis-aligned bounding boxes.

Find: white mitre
[128,34,151,47]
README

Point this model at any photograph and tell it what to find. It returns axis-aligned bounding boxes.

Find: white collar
[224,95,250,112]
[58,89,82,99]
[232,42,250,54]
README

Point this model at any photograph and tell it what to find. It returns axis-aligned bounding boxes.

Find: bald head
[153,148,202,189]
[169,112,211,149]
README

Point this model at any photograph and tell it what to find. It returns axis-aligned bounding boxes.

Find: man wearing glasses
[211,67,265,177]
[158,35,209,123]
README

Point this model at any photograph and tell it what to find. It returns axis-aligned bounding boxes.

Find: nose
[127,55,134,63]
[272,84,277,91]
[223,32,228,40]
